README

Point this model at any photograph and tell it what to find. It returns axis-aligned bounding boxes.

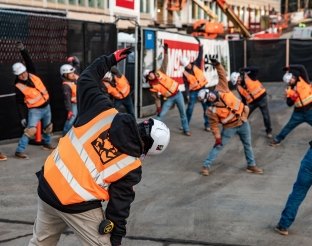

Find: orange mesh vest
[149,71,179,97]
[183,65,207,91]
[43,108,142,205]
[63,81,77,103]
[211,92,245,125]
[237,77,266,104]
[103,75,130,99]
[15,73,49,108]
[286,77,312,108]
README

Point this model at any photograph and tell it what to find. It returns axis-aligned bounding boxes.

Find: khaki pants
[29,198,111,246]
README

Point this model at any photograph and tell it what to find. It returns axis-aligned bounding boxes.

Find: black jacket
[36,53,143,246]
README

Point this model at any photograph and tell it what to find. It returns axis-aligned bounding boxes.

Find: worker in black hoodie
[29,47,170,246]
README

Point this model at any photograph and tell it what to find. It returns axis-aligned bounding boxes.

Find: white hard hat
[143,69,150,77]
[197,88,210,103]
[60,64,75,76]
[230,72,240,85]
[148,119,170,155]
[103,71,112,81]
[283,72,293,84]
[12,62,26,75]
[180,57,190,67]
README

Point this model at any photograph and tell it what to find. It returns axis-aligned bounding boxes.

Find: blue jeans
[157,91,190,133]
[62,103,77,136]
[278,146,312,229]
[186,90,209,128]
[249,96,272,134]
[274,109,312,143]
[16,104,52,153]
[203,121,256,168]
[114,95,135,117]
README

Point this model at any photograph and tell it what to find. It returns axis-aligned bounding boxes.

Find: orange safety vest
[63,81,77,103]
[103,75,130,99]
[210,92,245,125]
[15,73,49,108]
[149,71,179,98]
[286,77,312,108]
[183,65,207,91]
[237,77,266,104]
[43,108,142,205]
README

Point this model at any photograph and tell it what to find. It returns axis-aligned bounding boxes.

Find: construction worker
[270,65,312,146]
[181,37,210,132]
[197,58,263,176]
[145,43,191,136]
[275,140,312,236]
[0,152,7,161]
[29,47,170,246]
[13,42,54,159]
[230,67,272,138]
[102,66,135,117]
[60,64,79,136]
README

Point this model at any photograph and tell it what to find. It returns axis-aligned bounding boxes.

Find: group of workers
[0,38,311,245]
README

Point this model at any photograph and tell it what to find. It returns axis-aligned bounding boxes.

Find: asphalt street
[0,82,311,246]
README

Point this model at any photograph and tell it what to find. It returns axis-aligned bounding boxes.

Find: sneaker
[274,225,288,236]
[15,152,29,159]
[200,167,209,176]
[42,144,55,150]
[266,132,273,139]
[0,152,7,161]
[183,131,191,136]
[204,127,211,132]
[246,166,263,174]
[270,139,280,147]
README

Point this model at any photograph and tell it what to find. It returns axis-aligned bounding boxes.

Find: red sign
[116,0,135,10]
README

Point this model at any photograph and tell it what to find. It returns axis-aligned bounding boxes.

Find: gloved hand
[113,47,133,62]
[16,41,25,51]
[67,56,80,66]
[210,57,220,66]
[21,118,27,128]
[290,92,299,101]
[213,138,222,148]
[67,111,74,120]
[163,43,168,54]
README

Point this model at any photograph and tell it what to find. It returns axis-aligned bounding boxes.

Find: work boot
[183,131,191,136]
[0,152,7,161]
[15,152,29,160]
[42,144,56,150]
[200,166,209,176]
[204,127,211,132]
[270,139,280,147]
[246,166,263,174]
[266,132,273,139]
[274,225,288,236]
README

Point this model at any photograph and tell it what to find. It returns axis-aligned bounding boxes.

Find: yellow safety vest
[63,81,77,103]
[183,65,207,91]
[15,73,49,108]
[287,77,312,108]
[44,108,142,205]
[103,75,130,99]
[149,71,179,98]
[237,77,266,104]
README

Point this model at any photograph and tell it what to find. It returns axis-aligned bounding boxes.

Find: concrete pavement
[0,82,311,246]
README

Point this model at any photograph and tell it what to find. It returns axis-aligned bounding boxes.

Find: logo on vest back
[91,130,121,165]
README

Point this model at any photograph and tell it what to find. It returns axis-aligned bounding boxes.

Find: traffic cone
[35,121,42,143]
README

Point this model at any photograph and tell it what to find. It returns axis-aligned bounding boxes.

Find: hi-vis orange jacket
[210,92,245,125]
[43,108,142,205]
[237,77,266,104]
[287,77,312,108]
[183,65,207,91]
[103,75,130,99]
[149,71,179,98]
[15,73,49,108]
[62,81,77,103]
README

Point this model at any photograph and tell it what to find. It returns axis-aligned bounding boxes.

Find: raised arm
[159,43,168,73]
[212,59,230,93]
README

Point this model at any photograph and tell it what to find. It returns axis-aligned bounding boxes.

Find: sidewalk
[0,83,311,246]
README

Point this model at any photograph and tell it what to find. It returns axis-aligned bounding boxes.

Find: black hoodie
[36,53,143,246]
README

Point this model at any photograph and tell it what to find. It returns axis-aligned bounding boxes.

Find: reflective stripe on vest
[237,77,266,104]
[150,71,179,98]
[44,108,142,205]
[63,81,77,103]
[183,65,207,91]
[15,74,49,108]
[211,92,244,124]
[287,77,312,108]
[103,75,130,99]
